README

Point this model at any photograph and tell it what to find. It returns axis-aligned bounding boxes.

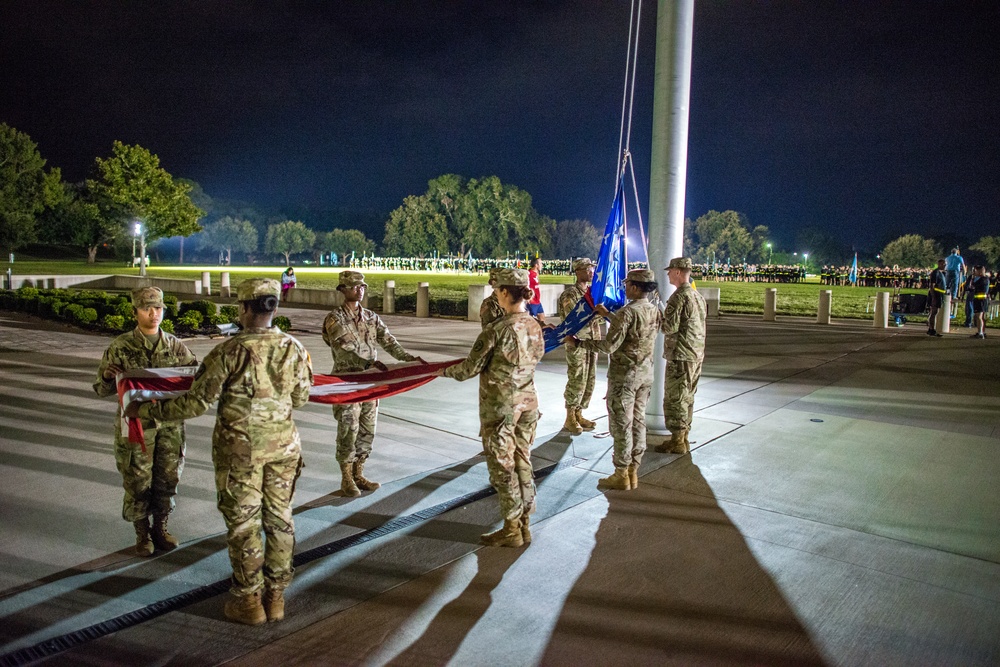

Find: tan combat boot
[563,408,583,435]
[627,463,640,489]
[133,517,154,557]
[597,467,632,491]
[481,519,525,548]
[224,591,267,626]
[655,430,689,455]
[353,458,381,491]
[263,588,285,623]
[340,461,361,497]
[575,408,597,431]
[520,515,532,545]
[151,514,179,552]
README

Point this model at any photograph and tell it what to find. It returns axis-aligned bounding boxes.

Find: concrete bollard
[383,280,395,314]
[416,282,430,318]
[763,288,777,321]
[817,290,832,324]
[937,294,951,333]
[220,271,231,298]
[468,284,490,322]
[201,271,211,296]
[873,291,889,328]
[697,287,721,318]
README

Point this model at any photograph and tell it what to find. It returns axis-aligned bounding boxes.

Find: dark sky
[2,1,998,251]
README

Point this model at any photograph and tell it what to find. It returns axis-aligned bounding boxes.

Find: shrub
[209,313,231,325]
[62,303,84,322]
[159,319,174,334]
[432,297,469,318]
[273,315,291,332]
[114,299,134,318]
[103,314,126,330]
[180,300,217,318]
[163,295,179,318]
[0,290,16,310]
[50,300,67,317]
[177,311,204,328]
[74,307,98,325]
[220,305,239,321]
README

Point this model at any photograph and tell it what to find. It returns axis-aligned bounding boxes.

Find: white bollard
[697,287,720,318]
[416,282,430,318]
[763,288,777,321]
[383,280,395,314]
[468,284,490,322]
[873,291,889,328]
[937,294,951,333]
[220,271,231,298]
[201,271,211,296]
[817,290,832,324]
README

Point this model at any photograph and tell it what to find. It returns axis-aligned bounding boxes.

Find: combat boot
[520,515,532,545]
[133,517,154,557]
[480,519,525,548]
[339,461,361,497]
[151,514,179,552]
[627,463,640,489]
[654,430,689,455]
[575,409,597,431]
[224,591,266,626]
[263,587,285,623]
[562,408,583,435]
[353,458,381,491]
[597,467,632,491]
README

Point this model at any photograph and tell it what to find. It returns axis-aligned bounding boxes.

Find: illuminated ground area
[0,309,997,665]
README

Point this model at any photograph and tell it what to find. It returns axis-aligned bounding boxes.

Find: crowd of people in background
[691,264,807,283]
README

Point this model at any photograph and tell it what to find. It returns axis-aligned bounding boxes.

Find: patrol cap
[496,268,530,287]
[572,257,597,271]
[131,286,164,309]
[626,268,655,283]
[338,270,367,288]
[665,257,693,270]
[488,267,502,283]
[236,278,281,301]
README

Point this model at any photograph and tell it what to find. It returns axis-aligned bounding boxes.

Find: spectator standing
[527,257,545,323]
[927,259,947,336]
[969,265,991,339]
[280,267,296,302]
[944,248,966,298]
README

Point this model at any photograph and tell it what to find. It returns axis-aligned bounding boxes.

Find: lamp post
[766,242,772,265]
[133,221,147,277]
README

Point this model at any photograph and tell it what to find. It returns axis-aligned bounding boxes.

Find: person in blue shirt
[944,248,966,298]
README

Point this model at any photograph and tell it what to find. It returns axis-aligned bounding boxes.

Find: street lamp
[133,221,147,277]
[766,242,772,265]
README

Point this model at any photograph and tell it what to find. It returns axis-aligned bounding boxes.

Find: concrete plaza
[0,306,998,666]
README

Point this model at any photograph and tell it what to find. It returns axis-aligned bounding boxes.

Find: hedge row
[0,287,291,335]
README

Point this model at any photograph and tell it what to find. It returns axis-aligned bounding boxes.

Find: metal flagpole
[646,0,695,437]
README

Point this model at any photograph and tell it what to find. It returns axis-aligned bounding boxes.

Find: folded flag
[118,359,461,448]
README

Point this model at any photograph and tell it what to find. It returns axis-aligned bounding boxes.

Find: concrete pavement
[0,307,998,666]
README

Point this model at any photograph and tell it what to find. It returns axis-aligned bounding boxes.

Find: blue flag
[543,176,628,353]
[848,252,858,285]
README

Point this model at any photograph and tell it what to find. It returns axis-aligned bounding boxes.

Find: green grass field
[5,259,994,326]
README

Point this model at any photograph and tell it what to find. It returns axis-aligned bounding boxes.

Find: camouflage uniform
[94,296,197,523]
[444,303,545,523]
[660,271,708,434]
[139,280,313,598]
[578,279,660,469]
[480,292,505,329]
[323,274,416,465]
[558,278,601,411]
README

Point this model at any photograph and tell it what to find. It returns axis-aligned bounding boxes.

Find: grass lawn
[6,259,994,326]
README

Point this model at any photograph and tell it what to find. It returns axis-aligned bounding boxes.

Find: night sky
[2,1,998,252]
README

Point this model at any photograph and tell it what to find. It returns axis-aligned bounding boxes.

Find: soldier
[125,279,313,625]
[568,268,660,490]
[324,270,419,497]
[655,257,707,455]
[94,286,197,557]
[557,257,601,434]
[480,268,505,329]
[439,268,544,547]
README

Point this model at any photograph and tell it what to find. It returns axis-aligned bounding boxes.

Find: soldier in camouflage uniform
[558,257,601,434]
[323,270,419,497]
[94,286,197,557]
[479,268,505,329]
[128,279,313,625]
[440,268,544,547]
[570,268,661,490]
[655,257,707,455]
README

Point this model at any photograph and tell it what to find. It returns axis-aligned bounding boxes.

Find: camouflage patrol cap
[665,257,693,270]
[488,267,502,283]
[496,268,530,287]
[572,257,597,271]
[626,268,655,283]
[338,270,367,288]
[131,286,164,309]
[236,278,281,301]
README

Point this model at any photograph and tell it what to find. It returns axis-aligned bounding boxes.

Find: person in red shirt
[527,257,545,323]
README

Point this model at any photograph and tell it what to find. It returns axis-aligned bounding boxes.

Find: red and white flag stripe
[117,359,461,448]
